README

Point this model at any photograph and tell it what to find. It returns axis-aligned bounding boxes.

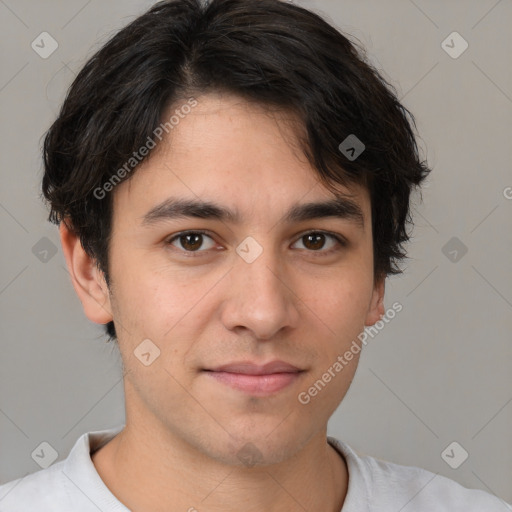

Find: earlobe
[59,220,113,325]
[364,276,385,326]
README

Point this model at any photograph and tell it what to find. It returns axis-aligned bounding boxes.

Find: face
[70,93,384,466]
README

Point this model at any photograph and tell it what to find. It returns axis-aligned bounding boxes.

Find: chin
[200,423,312,468]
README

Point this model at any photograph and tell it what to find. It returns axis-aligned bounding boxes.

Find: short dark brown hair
[42,0,431,342]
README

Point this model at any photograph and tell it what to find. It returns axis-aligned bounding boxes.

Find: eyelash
[165,230,347,257]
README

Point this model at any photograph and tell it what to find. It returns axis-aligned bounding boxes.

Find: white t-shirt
[0,424,510,511]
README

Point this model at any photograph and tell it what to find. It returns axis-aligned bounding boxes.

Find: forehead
[113,93,371,228]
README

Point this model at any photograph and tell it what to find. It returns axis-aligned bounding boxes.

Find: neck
[92,422,348,512]
[91,380,348,512]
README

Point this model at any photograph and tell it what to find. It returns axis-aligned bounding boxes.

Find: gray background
[1,0,511,505]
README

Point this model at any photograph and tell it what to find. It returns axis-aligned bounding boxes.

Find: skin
[60,92,385,512]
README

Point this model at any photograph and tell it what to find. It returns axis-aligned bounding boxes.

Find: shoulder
[0,426,125,512]
[0,460,73,512]
[328,437,512,512]
[365,455,511,511]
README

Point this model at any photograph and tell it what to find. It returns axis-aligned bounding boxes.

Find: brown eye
[303,233,327,250]
[168,231,216,252]
[292,231,345,253]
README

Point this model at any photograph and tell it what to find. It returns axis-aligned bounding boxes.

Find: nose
[219,240,301,340]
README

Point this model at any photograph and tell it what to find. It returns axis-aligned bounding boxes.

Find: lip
[207,360,302,375]
[203,360,304,395]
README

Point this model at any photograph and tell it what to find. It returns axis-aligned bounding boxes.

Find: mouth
[203,360,305,395]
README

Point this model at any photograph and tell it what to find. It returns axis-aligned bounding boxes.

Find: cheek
[306,273,373,338]
[296,278,369,407]
[296,345,361,422]
[109,260,224,370]
[109,248,196,325]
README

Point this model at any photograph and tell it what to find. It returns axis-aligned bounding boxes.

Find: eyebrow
[140,195,365,229]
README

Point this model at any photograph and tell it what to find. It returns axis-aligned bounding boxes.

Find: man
[0,0,510,510]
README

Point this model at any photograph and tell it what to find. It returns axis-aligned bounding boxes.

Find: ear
[364,275,385,326]
[59,220,113,325]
